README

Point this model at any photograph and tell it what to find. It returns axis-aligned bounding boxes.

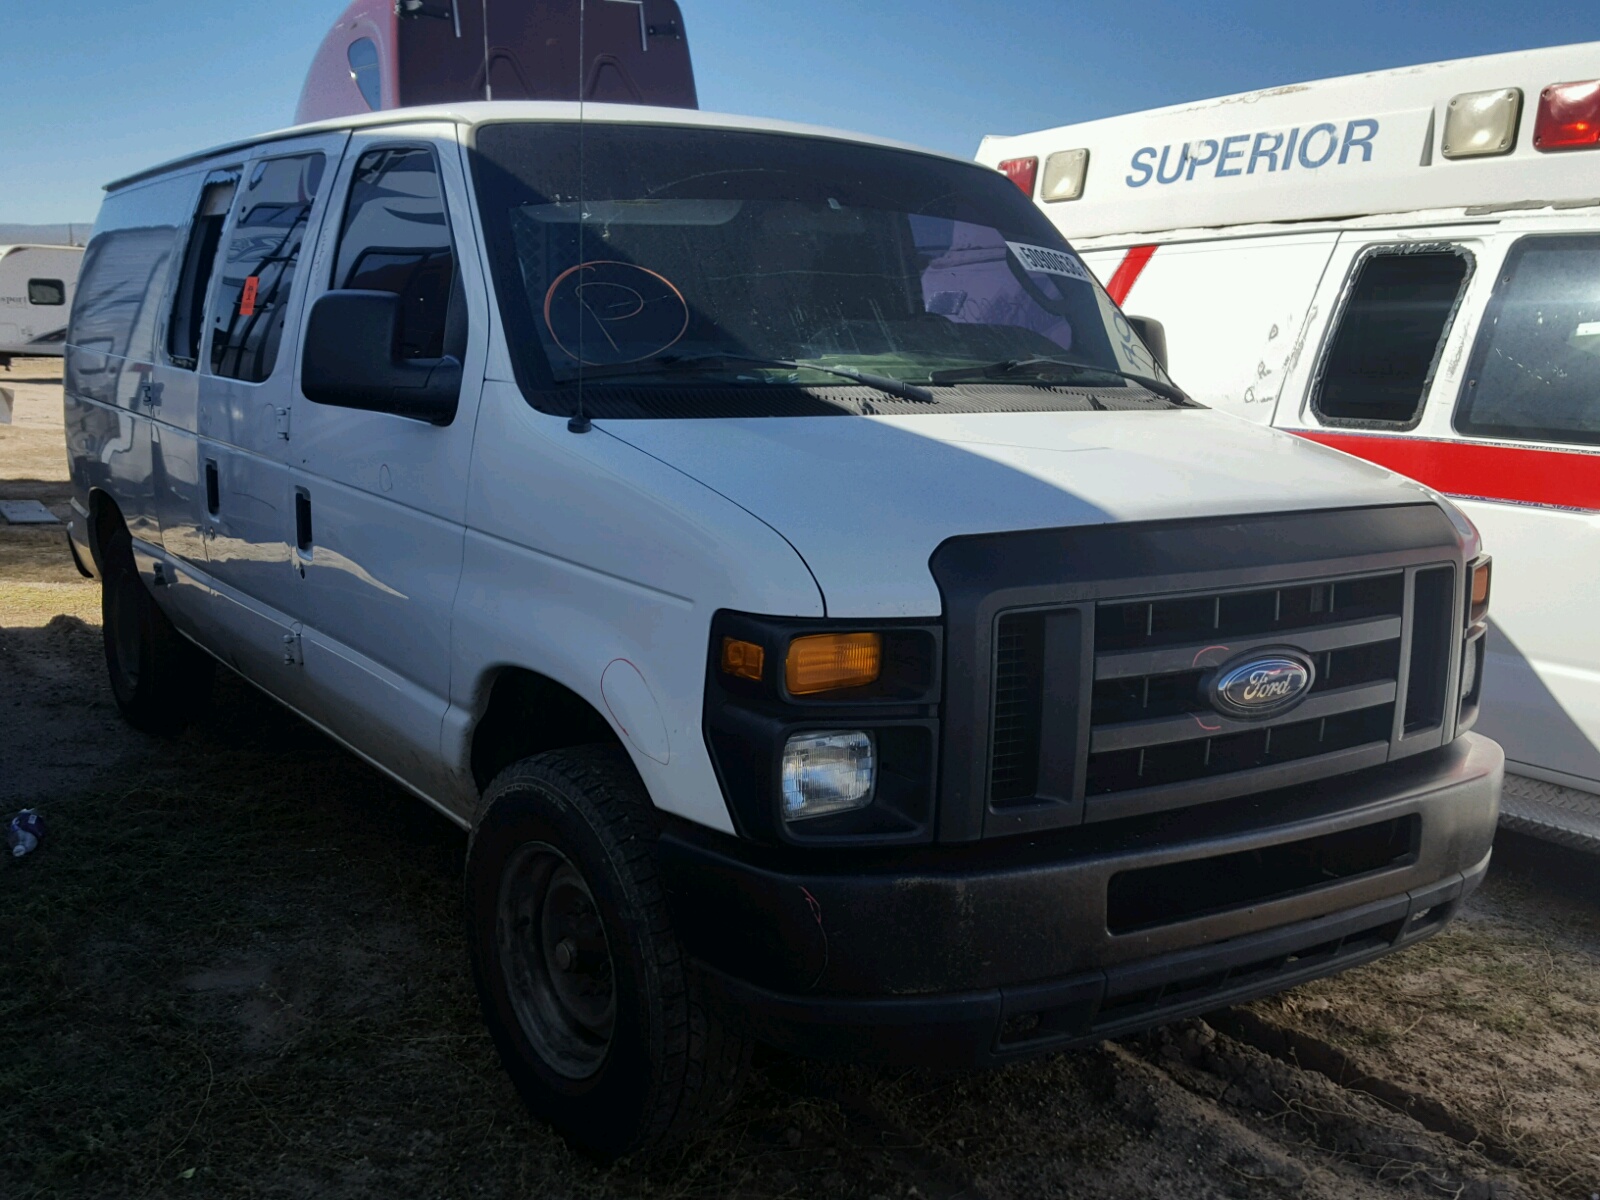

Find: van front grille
[985,564,1457,825]
[1084,571,1407,813]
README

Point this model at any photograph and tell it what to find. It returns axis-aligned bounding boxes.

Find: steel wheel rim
[496,841,616,1080]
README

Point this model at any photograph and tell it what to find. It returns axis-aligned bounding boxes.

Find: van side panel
[64,176,193,552]
[1080,234,1339,424]
[449,383,826,830]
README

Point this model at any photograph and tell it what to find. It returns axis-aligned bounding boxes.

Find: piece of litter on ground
[0,500,60,525]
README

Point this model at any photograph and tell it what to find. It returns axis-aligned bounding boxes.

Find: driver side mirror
[301,290,461,425]
[1127,315,1169,375]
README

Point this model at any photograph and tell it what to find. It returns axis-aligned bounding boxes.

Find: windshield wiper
[929,357,1197,407]
[569,353,935,404]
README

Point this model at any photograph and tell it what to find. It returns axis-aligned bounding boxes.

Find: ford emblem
[1209,651,1315,720]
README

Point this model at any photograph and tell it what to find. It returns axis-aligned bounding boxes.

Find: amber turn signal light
[720,637,765,683]
[785,633,882,695]
[1470,559,1492,625]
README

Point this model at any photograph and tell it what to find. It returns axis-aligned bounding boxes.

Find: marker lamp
[720,636,765,683]
[1469,558,1492,625]
[781,731,875,822]
[998,156,1038,198]
[785,632,882,695]
[1534,79,1600,151]
[1442,88,1522,159]
[1041,149,1090,202]
[1461,636,1479,700]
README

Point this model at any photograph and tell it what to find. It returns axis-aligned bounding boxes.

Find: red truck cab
[296,0,697,123]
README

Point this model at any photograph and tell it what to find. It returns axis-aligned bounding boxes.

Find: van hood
[599,409,1439,617]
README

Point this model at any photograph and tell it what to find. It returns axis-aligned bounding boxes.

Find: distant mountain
[0,223,91,246]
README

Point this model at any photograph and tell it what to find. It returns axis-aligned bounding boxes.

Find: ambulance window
[1456,235,1600,447]
[27,279,65,306]
[1313,248,1471,428]
[331,147,459,362]
[208,152,327,383]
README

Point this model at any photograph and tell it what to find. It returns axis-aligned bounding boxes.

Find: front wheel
[466,747,749,1159]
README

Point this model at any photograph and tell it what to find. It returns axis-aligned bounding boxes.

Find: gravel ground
[2,358,1595,1200]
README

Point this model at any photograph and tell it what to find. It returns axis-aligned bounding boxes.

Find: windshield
[470,121,1175,416]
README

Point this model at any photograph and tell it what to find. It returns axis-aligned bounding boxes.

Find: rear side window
[1456,235,1600,447]
[331,147,459,361]
[70,172,196,398]
[208,152,327,382]
[1313,247,1472,427]
[167,173,238,368]
[28,279,65,306]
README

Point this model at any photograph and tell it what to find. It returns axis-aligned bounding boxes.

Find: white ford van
[65,103,1501,1156]
[978,42,1600,852]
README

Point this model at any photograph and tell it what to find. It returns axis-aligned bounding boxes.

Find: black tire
[101,524,214,735]
[466,747,750,1159]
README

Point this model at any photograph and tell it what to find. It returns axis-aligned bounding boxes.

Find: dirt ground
[2,357,1597,1200]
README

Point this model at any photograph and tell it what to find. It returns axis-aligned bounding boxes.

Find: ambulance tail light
[998,157,1038,198]
[1441,88,1522,159]
[1534,80,1600,151]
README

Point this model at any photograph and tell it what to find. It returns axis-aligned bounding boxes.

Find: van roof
[105,102,969,193]
[0,244,84,256]
[977,41,1600,239]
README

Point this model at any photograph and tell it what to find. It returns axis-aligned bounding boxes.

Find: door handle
[294,488,313,557]
[205,460,220,515]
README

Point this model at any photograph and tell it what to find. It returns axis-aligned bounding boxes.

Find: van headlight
[781,731,876,822]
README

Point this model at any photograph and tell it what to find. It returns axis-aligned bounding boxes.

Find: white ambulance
[979,42,1600,852]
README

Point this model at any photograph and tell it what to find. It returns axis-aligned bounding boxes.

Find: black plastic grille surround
[931,505,1467,842]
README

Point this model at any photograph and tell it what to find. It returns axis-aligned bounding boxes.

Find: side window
[1456,235,1600,447]
[1312,247,1472,427]
[167,173,238,369]
[331,147,460,361]
[347,38,381,110]
[208,152,327,382]
[28,279,65,306]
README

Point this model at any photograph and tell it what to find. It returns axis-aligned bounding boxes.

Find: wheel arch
[85,487,127,575]
[468,665,624,799]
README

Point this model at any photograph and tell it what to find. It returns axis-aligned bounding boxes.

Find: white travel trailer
[979,41,1600,851]
[0,244,82,365]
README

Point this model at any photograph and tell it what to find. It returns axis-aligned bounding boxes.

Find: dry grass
[1246,861,1600,1198]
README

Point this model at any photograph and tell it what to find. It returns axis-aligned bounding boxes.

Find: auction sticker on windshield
[1006,241,1095,284]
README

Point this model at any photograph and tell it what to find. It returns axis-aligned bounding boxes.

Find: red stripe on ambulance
[1105,244,1157,305]
[1293,431,1600,512]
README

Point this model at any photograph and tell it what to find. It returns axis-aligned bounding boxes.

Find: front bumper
[660,733,1501,1067]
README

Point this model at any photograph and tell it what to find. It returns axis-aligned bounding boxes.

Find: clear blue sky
[0,1,1582,224]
